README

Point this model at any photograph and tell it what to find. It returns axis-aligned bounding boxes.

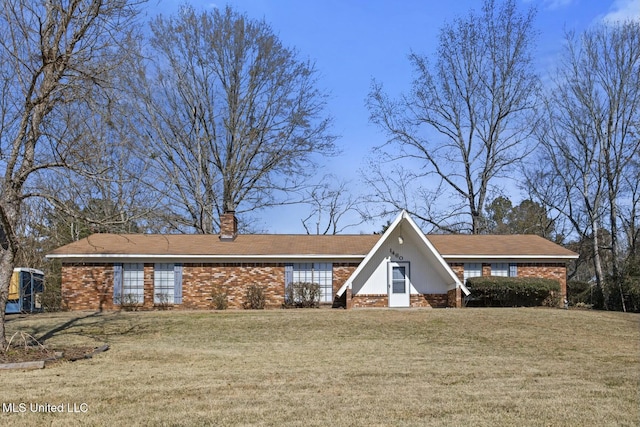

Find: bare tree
[588,22,640,309]
[526,21,640,310]
[0,0,143,348]
[621,157,640,262]
[301,176,365,235]
[366,0,539,234]
[40,95,159,235]
[129,6,335,234]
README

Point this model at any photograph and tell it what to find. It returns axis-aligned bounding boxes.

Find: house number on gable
[389,248,403,260]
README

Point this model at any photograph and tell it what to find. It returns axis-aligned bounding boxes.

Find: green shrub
[606,276,640,313]
[283,282,321,308]
[625,277,640,313]
[567,280,593,306]
[244,284,265,309]
[211,289,228,310]
[466,276,560,307]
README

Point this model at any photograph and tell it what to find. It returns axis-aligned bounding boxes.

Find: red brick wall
[183,263,286,309]
[179,264,215,309]
[143,264,154,309]
[517,263,568,299]
[332,263,358,296]
[411,294,448,308]
[351,293,448,308]
[61,260,569,310]
[62,262,358,311]
[351,294,388,308]
[448,262,569,300]
[448,288,462,308]
[61,263,114,311]
[450,263,464,282]
[219,212,238,240]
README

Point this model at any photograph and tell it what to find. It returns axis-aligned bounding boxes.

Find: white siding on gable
[351,224,452,296]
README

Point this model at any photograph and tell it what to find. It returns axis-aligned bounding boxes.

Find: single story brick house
[46,211,578,310]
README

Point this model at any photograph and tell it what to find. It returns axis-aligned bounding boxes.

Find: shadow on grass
[34,312,104,343]
[20,311,147,345]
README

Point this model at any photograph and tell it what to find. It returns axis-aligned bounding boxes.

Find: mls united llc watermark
[3,402,88,413]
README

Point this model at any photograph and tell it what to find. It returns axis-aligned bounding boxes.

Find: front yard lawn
[1,308,638,426]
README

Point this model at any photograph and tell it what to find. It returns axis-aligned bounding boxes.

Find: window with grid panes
[154,263,175,303]
[463,263,482,284]
[122,263,144,303]
[491,263,509,277]
[491,263,518,277]
[290,263,333,303]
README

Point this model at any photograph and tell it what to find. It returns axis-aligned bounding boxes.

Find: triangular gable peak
[337,210,469,298]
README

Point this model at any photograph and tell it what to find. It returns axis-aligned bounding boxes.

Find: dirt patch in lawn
[1,345,98,365]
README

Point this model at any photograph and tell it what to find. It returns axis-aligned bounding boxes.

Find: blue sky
[146,0,640,234]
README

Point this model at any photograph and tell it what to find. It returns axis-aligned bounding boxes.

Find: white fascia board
[442,254,579,260]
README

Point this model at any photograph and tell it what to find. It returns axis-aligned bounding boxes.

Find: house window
[491,263,518,277]
[154,263,183,304]
[314,263,333,303]
[491,263,509,277]
[292,263,314,283]
[463,263,482,284]
[288,263,333,303]
[154,263,175,303]
[113,263,144,304]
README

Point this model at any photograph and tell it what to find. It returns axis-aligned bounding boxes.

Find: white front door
[388,262,410,307]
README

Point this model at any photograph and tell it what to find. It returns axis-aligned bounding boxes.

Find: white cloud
[520,0,575,10]
[543,0,575,10]
[603,0,640,23]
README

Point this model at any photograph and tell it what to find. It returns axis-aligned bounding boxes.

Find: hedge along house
[46,211,578,310]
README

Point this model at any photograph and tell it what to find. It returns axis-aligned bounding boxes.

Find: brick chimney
[219,211,238,241]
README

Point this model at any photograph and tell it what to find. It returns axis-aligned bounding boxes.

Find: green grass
[1,308,638,426]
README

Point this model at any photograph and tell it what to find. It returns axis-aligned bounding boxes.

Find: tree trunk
[0,248,15,350]
[609,193,626,312]
[591,220,606,309]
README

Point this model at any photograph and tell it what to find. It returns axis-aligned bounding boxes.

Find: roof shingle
[427,234,578,257]
[48,233,577,259]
